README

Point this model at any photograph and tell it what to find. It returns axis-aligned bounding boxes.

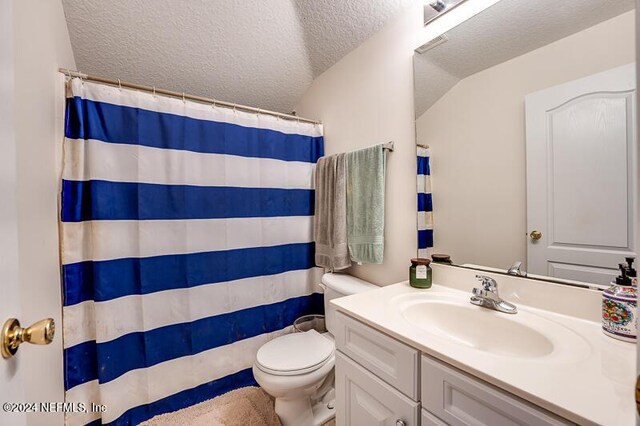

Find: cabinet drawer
[336,352,419,426]
[334,312,419,399]
[421,356,570,426]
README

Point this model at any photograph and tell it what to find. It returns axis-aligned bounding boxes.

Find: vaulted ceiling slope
[62,0,410,114]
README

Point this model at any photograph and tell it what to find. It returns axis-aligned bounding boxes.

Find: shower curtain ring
[152,86,156,97]
[182,92,186,103]
[233,105,237,113]
[211,100,216,109]
[117,79,122,90]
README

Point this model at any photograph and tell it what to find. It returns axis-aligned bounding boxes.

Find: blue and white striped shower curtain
[417,146,433,258]
[60,79,324,425]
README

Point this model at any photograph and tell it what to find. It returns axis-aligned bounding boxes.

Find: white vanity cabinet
[420,356,570,426]
[334,312,572,426]
[336,353,419,426]
[333,311,419,399]
[334,311,420,425]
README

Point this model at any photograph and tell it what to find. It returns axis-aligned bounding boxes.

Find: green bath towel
[345,145,386,264]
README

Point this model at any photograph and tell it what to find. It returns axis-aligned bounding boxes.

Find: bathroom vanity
[331,264,635,426]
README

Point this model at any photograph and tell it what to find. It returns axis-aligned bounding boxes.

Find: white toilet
[252,273,377,426]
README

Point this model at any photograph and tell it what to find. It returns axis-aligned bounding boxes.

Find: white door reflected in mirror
[525,64,637,285]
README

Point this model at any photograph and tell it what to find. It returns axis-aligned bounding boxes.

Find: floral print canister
[602,263,637,342]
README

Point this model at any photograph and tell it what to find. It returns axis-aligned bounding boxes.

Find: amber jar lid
[431,254,451,263]
[411,258,431,266]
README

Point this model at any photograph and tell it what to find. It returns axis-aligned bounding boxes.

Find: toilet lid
[256,330,334,376]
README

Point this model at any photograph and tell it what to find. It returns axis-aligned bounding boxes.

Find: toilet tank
[321,273,378,334]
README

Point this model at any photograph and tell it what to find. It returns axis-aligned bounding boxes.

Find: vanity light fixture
[424,0,468,25]
[418,0,503,51]
[430,0,450,13]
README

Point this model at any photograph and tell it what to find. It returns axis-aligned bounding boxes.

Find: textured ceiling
[62,0,410,114]
[414,0,636,117]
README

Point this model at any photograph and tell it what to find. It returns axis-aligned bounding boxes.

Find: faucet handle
[507,261,526,276]
[472,287,486,297]
[475,275,497,291]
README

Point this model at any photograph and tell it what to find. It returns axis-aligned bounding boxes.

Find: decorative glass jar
[409,258,432,289]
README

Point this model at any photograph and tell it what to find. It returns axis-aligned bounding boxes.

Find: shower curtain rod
[58,68,322,125]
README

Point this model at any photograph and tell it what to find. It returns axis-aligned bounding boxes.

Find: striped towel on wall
[417,146,433,258]
[60,78,324,426]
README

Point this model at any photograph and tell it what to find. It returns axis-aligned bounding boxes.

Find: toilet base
[273,388,335,426]
[311,391,335,426]
[275,397,313,426]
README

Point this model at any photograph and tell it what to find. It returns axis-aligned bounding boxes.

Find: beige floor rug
[140,386,281,426]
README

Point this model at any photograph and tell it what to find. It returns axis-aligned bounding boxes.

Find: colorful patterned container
[602,284,637,342]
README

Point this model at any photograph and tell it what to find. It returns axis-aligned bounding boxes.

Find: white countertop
[331,275,635,426]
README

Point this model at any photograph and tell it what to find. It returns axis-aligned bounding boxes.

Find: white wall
[415,11,635,269]
[295,5,422,285]
[295,1,502,285]
[13,1,76,425]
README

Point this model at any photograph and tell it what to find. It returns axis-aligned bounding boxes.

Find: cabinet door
[336,352,419,426]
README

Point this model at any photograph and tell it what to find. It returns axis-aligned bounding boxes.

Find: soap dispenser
[625,257,637,286]
[602,263,637,342]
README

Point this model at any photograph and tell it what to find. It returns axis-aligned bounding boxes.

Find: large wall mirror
[413,0,638,287]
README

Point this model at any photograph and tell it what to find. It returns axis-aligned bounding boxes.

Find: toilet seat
[256,330,334,376]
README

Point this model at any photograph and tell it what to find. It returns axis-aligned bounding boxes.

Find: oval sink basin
[402,300,553,358]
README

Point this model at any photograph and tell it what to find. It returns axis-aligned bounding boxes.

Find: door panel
[547,262,620,284]
[550,94,631,248]
[526,63,637,285]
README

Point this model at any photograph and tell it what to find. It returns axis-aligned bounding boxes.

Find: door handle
[529,230,542,241]
[1,318,55,359]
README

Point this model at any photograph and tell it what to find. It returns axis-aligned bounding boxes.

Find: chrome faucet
[470,275,517,314]
[507,261,526,277]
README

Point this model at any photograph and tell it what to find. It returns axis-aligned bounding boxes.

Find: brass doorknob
[529,230,542,241]
[1,318,55,359]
